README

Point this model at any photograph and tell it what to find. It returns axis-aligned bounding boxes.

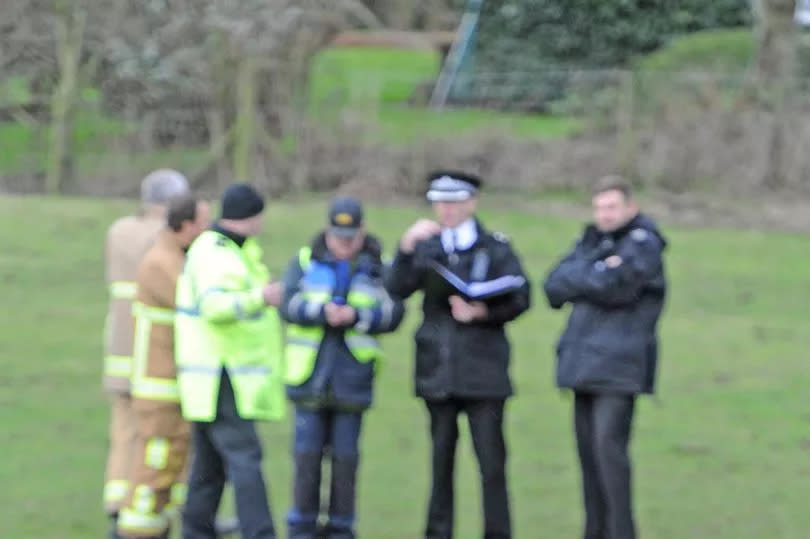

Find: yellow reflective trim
[117,507,168,536]
[131,306,178,402]
[104,355,132,378]
[169,483,187,509]
[133,302,175,324]
[132,485,155,515]
[345,334,380,351]
[145,438,169,470]
[109,281,137,300]
[132,377,179,402]
[103,480,129,504]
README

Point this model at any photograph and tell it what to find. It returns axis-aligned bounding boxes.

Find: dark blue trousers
[183,372,276,539]
[287,406,363,539]
[574,392,637,539]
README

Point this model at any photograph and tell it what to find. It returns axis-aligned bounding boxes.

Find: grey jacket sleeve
[353,284,406,336]
[280,255,327,326]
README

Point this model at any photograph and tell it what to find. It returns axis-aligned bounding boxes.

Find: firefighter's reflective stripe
[145,437,170,470]
[104,355,132,378]
[169,482,187,510]
[109,281,137,300]
[131,302,179,402]
[117,510,167,536]
[133,303,175,324]
[103,479,129,506]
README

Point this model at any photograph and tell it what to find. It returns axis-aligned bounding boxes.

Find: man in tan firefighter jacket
[116,194,210,539]
[103,169,190,531]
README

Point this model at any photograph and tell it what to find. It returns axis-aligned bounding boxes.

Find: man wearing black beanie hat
[176,182,286,539]
[220,183,266,222]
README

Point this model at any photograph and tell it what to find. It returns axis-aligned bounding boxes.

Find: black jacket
[543,213,667,395]
[281,233,405,410]
[385,219,531,400]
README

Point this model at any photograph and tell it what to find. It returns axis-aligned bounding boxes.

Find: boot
[108,513,121,539]
[214,515,240,537]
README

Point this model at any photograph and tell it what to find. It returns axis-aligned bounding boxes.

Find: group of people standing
[101,168,667,539]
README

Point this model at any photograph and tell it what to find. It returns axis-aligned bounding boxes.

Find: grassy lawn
[308,46,581,143]
[0,46,578,179]
[0,195,808,538]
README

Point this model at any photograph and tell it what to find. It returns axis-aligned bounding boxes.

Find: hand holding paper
[449,295,488,323]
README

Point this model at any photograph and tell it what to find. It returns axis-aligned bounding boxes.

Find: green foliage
[376,106,581,142]
[308,47,441,107]
[307,46,580,143]
[475,0,753,71]
[0,76,34,106]
[464,0,752,108]
[636,28,755,72]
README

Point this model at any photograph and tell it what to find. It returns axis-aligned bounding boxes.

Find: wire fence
[2,68,810,197]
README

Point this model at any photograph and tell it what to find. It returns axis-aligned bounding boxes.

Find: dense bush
[453,1,752,108]
[474,0,752,71]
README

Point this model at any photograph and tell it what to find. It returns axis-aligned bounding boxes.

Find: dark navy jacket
[281,233,404,410]
[543,213,668,395]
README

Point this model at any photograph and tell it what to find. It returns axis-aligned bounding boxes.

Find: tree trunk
[209,31,231,189]
[46,6,84,195]
[754,0,797,85]
[753,0,797,189]
[233,55,256,183]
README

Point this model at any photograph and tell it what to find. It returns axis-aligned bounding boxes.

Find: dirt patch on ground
[490,191,810,234]
[330,30,451,50]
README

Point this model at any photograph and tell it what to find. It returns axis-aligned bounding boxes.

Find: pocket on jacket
[339,354,375,395]
[571,339,643,390]
[414,330,440,380]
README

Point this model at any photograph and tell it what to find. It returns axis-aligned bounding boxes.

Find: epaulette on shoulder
[630,228,649,242]
[491,231,510,243]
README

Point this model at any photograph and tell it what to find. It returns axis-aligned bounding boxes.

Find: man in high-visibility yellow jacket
[116,194,209,539]
[175,183,285,539]
[103,169,190,532]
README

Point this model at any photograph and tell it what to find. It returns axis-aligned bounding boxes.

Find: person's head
[140,169,190,210]
[591,175,639,233]
[167,194,210,247]
[218,183,266,237]
[425,170,481,228]
[325,196,366,260]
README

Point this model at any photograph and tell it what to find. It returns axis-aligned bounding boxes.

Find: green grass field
[1,195,809,538]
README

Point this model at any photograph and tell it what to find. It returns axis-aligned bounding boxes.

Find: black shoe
[214,516,240,537]
[108,513,122,539]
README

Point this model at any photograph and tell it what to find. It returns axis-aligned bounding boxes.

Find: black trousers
[424,397,511,539]
[183,372,276,539]
[574,392,636,539]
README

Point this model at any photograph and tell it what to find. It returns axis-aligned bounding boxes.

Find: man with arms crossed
[543,176,668,539]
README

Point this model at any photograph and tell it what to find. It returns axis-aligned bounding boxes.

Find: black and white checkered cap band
[426,175,478,202]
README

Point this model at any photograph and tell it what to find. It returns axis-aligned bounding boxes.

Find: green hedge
[474,0,752,71]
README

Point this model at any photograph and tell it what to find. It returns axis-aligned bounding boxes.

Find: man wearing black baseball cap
[280,196,404,539]
[385,170,532,539]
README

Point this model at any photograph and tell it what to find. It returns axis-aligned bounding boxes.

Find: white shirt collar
[441,218,477,253]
